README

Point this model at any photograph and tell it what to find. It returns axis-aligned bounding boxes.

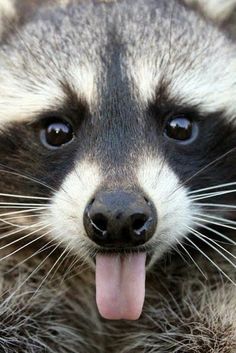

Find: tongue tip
[97,303,143,321]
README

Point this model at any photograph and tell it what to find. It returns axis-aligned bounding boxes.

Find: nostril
[131,213,148,231]
[91,213,108,232]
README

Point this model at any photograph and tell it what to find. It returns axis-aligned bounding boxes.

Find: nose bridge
[94,101,144,182]
[94,40,144,166]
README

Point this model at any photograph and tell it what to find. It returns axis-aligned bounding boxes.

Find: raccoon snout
[83,190,157,248]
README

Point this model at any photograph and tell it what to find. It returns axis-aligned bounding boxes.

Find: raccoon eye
[164,116,197,142]
[40,118,74,148]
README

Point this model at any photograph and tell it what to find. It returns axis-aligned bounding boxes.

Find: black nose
[83,190,157,248]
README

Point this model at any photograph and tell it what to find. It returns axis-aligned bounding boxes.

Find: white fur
[137,156,195,265]
[131,49,236,122]
[0,63,96,126]
[0,75,65,124]
[69,64,97,108]
[43,161,101,261]
[131,58,162,104]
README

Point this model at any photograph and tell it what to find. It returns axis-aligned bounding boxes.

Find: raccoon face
[0,0,235,320]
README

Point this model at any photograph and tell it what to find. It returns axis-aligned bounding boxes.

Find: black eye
[40,118,74,148]
[164,116,197,143]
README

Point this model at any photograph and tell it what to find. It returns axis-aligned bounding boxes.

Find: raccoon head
[0,0,235,320]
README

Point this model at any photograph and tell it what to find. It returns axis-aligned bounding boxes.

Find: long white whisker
[56,247,78,281]
[184,148,236,186]
[193,216,236,231]
[0,206,49,210]
[193,221,236,246]
[193,213,236,226]
[195,202,236,209]
[0,193,50,200]
[175,238,207,279]
[188,182,236,195]
[0,213,50,224]
[5,238,60,303]
[188,226,236,268]
[6,231,60,275]
[0,207,48,218]
[30,241,68,300]
[0,202,49,207]
[61,257,91,284]
[0,214,51,228]
[0,167,56,193]
[198,233,236,260]
[0,221,47,240]
[185,234,235,286]
[190,189,236,201]
[0,226,52,263]
[0,224,50,252]
[0,211,47,228]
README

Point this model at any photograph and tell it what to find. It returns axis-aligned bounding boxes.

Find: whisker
[190,189,236,201]
[0,207,48,218]
[187,226,236,268]
[0,224,50,252]
[30,242,68,300]
[193,213,236,226]
[0,226,52,263]
[56,247,79,281]
[6,238,60,303]
[0,212,47,228]
[0,214,50,229]
[188,181,236,195]
[61,257,91,284]
[0,168,73,206]
[194,202,236,209]
[0,206,49,210]
[0,202,49,207]
[0,193,50,200]
[185,234,235,286]
[193,221,236,246]
[175,238,207,279]
[198,233,236,260]
[0,213,50,223]
[0,166,56,193]
[192,216,236,231]
[181,147,236,188]
[6,233,59,275]
[0,221,47,241]
[60,255,80,281]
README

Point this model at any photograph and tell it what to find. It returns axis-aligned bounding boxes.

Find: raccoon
[0,0,235,352]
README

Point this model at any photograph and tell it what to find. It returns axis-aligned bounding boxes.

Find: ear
[183,0,236,23]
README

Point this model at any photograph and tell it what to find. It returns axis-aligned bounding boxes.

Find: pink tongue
[96,253,146,320]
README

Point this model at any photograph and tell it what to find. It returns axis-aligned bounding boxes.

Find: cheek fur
[137,156,197,258]
[42,160,102,256]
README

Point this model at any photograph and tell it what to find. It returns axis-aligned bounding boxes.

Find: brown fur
[0,247,234,352]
